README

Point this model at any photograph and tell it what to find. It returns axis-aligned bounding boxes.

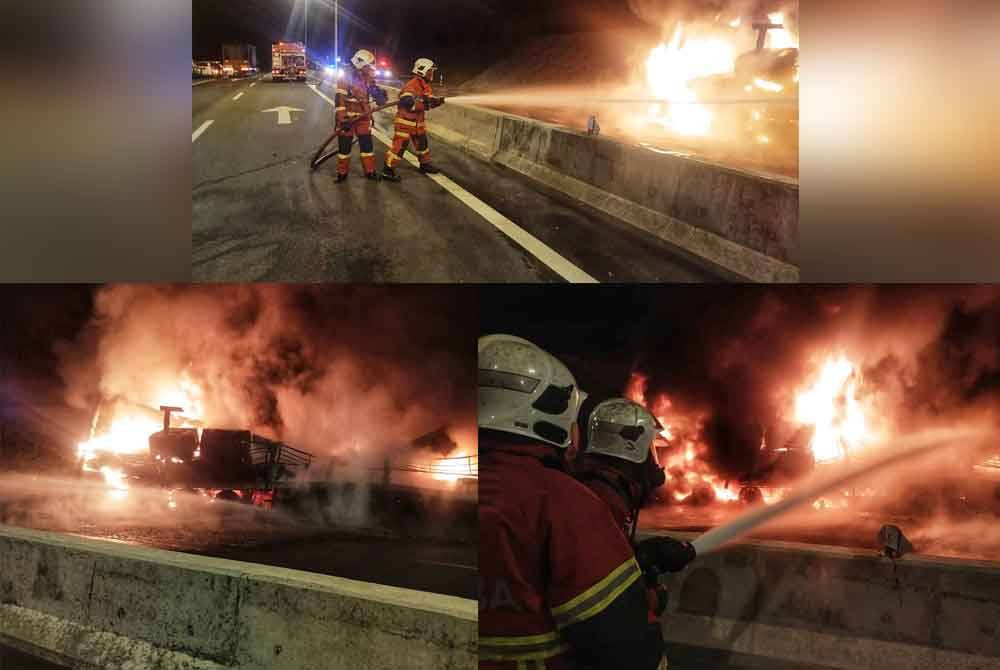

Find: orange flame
[794,355,874,463]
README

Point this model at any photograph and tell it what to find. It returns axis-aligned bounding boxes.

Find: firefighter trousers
[385,122,432,169]
[336,123,376,176]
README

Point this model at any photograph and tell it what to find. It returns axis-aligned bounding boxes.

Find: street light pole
[334,0,339,68]
[304,0,308,55]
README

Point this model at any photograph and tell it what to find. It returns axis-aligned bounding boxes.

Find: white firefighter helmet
[413,57,436,78]
[351,49,376,72]
[586,398,656,464]
[478,334,586,448]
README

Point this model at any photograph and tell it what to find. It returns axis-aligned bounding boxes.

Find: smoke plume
[56,285,476,466]
[632,287,1000,478]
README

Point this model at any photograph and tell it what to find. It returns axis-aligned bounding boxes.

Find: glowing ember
[645,24,735,136]
[794,356,872,463]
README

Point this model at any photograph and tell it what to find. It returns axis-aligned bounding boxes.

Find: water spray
[688,427,987,556]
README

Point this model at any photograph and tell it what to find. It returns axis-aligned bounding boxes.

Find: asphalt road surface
[191,74,722,282]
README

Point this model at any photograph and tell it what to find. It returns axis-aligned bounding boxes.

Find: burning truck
[635,353,1000,515]
[77,403,313,507]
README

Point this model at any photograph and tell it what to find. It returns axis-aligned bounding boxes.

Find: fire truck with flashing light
[272,41,307,81]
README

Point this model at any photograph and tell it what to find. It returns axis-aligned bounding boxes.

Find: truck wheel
[310,129,340,171]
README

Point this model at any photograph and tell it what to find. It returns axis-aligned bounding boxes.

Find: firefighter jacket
[480,440,664,670]
[335,71,372,131]
[396,75,435,130]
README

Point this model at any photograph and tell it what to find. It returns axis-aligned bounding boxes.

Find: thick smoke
[56,285,476,467]
[627,0,798,34]
[633,287,1000,478]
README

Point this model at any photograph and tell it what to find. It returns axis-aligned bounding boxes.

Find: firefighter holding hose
[381,58,445,182]
[571,397,697,644]
[479,334,664,670]
[334,49,387,182]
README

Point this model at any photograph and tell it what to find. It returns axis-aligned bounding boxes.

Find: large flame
[645,24,735,136]
[77,376,205,492]
[793,355,874,463]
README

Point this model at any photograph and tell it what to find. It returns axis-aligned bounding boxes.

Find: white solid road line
[192,79,214,87]
[233,92,245,101]
[192,120,214,142]
[307,84,598,283]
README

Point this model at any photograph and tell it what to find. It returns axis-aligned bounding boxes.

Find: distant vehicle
[222,43,256,71]
[272,41,307,81]
[193,61,221,78]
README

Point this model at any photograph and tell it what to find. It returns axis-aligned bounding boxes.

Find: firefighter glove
[636,537,697,575]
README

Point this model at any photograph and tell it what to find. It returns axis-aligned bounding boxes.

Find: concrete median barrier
[0,525,476,670]
[643,532,1000,670]
[377,87,798,282]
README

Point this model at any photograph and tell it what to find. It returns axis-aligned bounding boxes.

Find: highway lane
[192,74,723,282]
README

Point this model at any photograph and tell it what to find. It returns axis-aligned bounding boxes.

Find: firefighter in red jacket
[381,58,444,182]
[571,397,697,632]
[334,49,383,182]
[479,334,665,670]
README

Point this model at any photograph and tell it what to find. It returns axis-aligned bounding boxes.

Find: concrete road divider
[377,87,798,282]
[643,532,1000,670]
[0,525,476,670]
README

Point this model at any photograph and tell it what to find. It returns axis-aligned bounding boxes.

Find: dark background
[193,0,644,80]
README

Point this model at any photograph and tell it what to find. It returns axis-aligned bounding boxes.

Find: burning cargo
[80,404,313,506]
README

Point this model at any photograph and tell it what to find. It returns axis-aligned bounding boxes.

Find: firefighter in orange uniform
[334,49,383,182]
[479,334,665,670]
[381,58,444,182]
[572,398,697,642]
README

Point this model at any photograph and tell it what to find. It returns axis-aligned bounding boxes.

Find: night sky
[192,0,643,78]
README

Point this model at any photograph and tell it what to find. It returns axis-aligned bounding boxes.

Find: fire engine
[272,41,307,82]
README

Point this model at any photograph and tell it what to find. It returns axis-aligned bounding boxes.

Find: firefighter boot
[381,166,402,182]
[365,171,381,181]
[335,173,348,183]
[419,163,440,175]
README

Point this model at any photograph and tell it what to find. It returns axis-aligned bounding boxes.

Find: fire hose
[634,427,980,591]
[310,95,446,171]
[309,100,402,171]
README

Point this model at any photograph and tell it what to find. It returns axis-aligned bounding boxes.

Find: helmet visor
[479,369,541,394]
[593,419,645,442]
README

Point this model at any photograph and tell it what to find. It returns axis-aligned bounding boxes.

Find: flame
[78,415,161,461]
[77,378,206,490]
[765,13,798,49]
[754,77,784,93]
[645,24,735,136]
[431,452,477,484]
[794,355,873,463]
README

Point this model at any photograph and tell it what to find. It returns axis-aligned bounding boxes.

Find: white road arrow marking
[261,106,304,125]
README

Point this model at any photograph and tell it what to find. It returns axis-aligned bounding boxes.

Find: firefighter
[572,398,697,631]
[334,49,384,182]
[381,58,445,182]
[479,334,664,670]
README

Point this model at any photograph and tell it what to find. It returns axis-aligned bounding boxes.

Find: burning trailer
[78,404,313,507]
